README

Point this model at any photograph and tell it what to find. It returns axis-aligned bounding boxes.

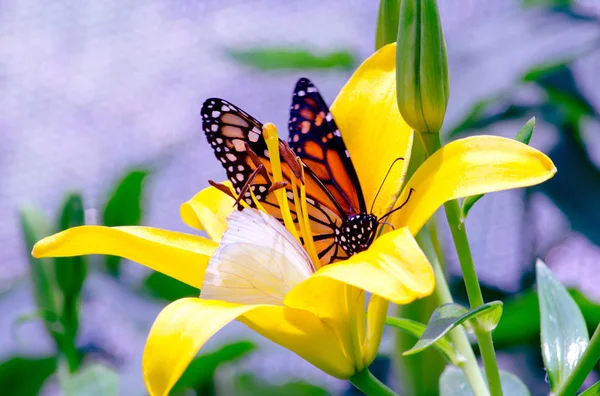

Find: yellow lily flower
[31,42,556,396]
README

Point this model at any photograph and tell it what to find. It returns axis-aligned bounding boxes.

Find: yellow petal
[390,135,557,234]
[363,295,389,366]
[143,298,253,396]
[143,298,353,396]
[32,226,216,289]
[331,43,413,216]
[287,227,434,308]
[180,182,235,241]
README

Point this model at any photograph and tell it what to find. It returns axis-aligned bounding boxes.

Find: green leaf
[514,116,536,145]
[55,193,87,343]
[0,356,57,396]
[439,366,530,396]
[143,271,199,301]
[537,259,589,391]
[101,168,150,276]
[19,207,61,340]
[521,0,572,7]
[405,301,503,356]
[494,288,600,348]
[60,363,119,396]
[580,380,600,396]
[233,373,330,396]
[172,341,256,393]
[227,48,356,70]
[375,0,400,50]
[460,117,536,220]
[386,317,458,363]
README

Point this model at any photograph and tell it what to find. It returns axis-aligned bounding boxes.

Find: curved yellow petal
[390,135,557,234]
[364,295,389,366]
[241,306,354,379]
[180,182,235,241]
[143,298,353,396]
[331,43,413,216]
[32,226,216,289]
[287,227,434,308]
[143,298,253,396]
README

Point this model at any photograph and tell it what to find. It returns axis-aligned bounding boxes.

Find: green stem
[417,228,490,396]
[556,324,600,396]
[420,133,502,395]
[349,368,398,396]
[444,199,503,396]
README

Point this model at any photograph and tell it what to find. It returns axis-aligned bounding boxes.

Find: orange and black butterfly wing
[201,98,272,208]
[201,99,345,262]
[288,78,367,216]
[287,78,368,263]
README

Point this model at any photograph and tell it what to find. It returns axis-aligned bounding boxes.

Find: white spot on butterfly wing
[212,111,221,117]
[201,209,314,305]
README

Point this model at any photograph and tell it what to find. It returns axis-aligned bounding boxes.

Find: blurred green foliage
[143,271,199,301]
[59,363,119,396]
[173,341,256,395]
[0,357,57,396]
[102,169,150,277]
[233,373,330,396]
[228,48,356,70]
[439,366,530,396]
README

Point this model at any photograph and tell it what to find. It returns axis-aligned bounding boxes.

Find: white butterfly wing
[201,209,314,305]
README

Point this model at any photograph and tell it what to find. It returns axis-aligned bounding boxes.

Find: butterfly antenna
[369,157,405,214]
[378,188,415,223]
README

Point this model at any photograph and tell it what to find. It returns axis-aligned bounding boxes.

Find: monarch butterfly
[201,78,411,264]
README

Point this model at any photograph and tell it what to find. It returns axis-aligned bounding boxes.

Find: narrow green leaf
[55,193,87,348]
[0,356,57,396]
[514,117,536,145]
[439,366,530,396]
[375,0,400,50]
[460,117,536,221]
[101,169,150,276]
[227,48,356,70]
[19,207,61,340]
[60,363,119,396]
[580,380,600,396]
[144,272,199,301]
[386,317,458,363]
[405,301,503,356]
[172,341,256,393]
[537,259,589,391]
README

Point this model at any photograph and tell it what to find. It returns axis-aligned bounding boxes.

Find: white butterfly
[201,209,315,305]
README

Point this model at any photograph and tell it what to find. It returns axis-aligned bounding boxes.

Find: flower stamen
[208,180,251,209]
[263,123,301,242]
[295,161,320,269]
[290,166,320,269]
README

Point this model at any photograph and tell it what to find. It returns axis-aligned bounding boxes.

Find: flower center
[201,123,322,306]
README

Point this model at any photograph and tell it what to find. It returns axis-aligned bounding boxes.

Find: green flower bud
[375,0,400,50]
[396,0,449,134]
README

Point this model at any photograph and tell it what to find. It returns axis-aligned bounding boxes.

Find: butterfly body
[202,78,381,263]
[335,214,378,256]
